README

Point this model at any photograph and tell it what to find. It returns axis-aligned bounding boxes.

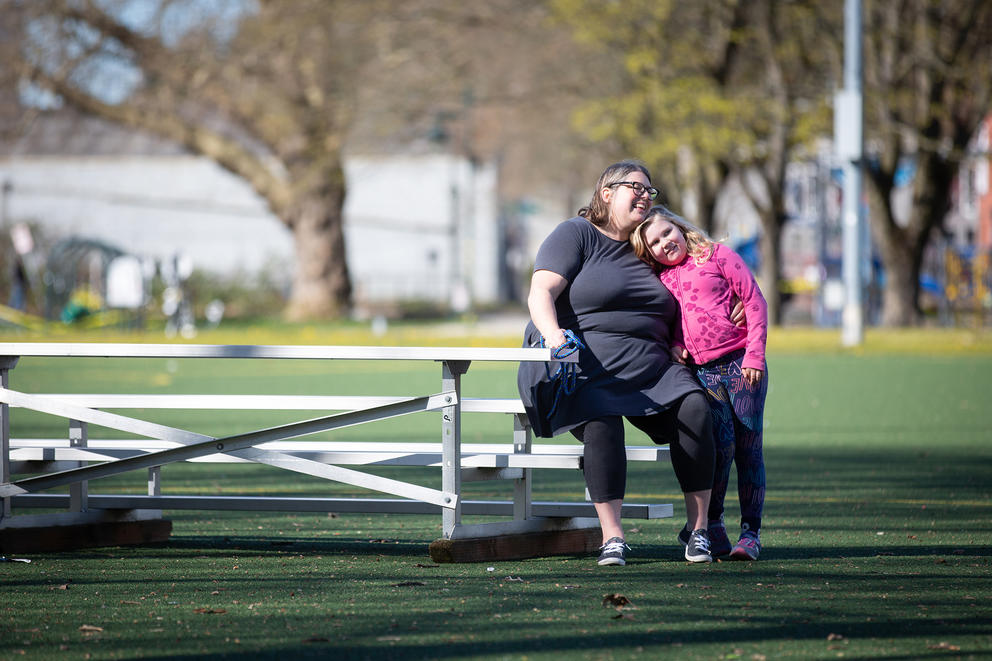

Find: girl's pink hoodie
[658,242,768,370]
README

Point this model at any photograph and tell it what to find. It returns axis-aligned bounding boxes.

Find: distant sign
[11,223,34,255]
[833,90,863,161]
[106,256,144,309]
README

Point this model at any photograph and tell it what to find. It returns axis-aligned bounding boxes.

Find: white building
[344,154,500,308]
[0,112,512,312]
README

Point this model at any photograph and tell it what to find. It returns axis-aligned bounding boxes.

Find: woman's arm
[527,269,569,349]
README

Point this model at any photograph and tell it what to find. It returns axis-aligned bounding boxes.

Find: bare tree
[13,0,392,318]
[858,0,992,325]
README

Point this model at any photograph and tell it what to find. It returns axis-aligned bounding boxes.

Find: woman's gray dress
[517,217,701,438]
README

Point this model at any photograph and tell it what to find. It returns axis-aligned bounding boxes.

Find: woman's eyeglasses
[610,181,659,200]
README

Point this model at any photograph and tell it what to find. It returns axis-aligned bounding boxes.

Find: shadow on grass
[166,538,992,563]
[125,614,992,661]
[15,535,988,567]
[628,543,992,563]
[164,534,435,558]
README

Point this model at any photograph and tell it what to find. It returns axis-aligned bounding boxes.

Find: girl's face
[643,218,687,266]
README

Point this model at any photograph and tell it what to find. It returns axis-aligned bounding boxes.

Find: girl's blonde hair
[630,205,715,271]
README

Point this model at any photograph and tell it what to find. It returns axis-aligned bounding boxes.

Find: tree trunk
[872,151,951,327]
[740,167,786,326]
[696,160,728,237]
[758,212,783,326]
[283,171,352,321]
[877,234,918,326]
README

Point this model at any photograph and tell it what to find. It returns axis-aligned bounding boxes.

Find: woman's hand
[670,346,689,365]
[730,296,746,327]
[742,367,763,386]
[545,328,568,350]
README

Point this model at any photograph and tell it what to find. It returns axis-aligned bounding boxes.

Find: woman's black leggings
[570,391,715,502]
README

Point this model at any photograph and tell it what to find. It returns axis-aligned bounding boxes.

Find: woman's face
[643,218,687,266]
[601,170,654,236]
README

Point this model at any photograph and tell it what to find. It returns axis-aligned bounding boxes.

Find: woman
[517,160,717,566]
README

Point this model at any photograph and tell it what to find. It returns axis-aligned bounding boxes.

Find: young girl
[631,205,768,560]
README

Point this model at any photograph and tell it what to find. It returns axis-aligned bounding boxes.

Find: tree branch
[30,63,291,214]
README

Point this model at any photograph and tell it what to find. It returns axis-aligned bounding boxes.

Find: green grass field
[1,325,990,659]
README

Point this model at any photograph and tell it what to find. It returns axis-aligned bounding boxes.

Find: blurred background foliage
[0,0,990,330]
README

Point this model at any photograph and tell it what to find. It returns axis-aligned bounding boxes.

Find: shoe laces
[601,538,629,553]
[740,530,760,545]
[690,530,711,552]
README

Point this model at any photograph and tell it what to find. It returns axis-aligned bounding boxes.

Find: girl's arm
[716,246,768,379]
[527,269,569,349]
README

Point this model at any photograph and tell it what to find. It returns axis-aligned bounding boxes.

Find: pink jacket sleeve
[714,245,768,371]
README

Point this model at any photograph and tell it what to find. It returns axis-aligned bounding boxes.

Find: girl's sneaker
[730,524,761,560]
[707,521,732,557]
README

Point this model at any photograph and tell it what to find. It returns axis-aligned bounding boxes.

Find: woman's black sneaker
[684,529,713,563]
[597,537,630,566]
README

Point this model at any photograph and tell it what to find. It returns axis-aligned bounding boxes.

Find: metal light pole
[835,0,865,346]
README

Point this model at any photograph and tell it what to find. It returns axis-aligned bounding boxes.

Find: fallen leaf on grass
[602,593,634,611]
[826,633,844,641]
[193,608,227,614]
[928,642,961,651]
[78,625,103,633]
[53,583,71,590]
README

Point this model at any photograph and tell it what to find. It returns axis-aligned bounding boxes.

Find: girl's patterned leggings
[695,349,767,532]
